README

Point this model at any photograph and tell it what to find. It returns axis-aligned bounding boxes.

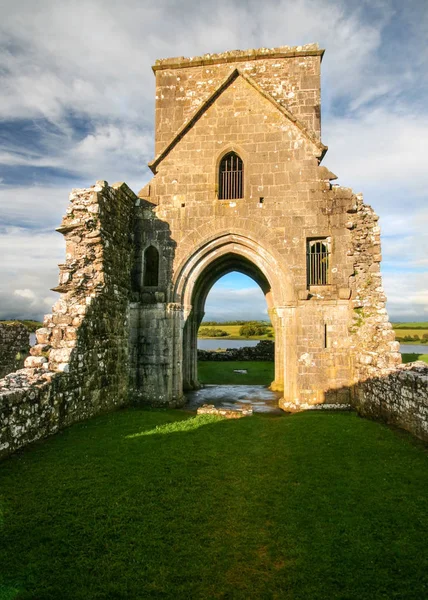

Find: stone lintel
[152,44,324,72]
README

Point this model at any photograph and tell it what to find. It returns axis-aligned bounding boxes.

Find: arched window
[307,239,330,286]
[143,245,159,286]
[218,152,243,199]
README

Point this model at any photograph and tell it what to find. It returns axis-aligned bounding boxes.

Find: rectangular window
[307,239,330,286]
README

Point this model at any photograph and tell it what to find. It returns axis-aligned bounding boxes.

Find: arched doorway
[173,233,297,404]
[182,253,273,390]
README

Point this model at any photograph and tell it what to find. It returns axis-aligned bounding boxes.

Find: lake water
[400,344,427,354]
[198,338,427,355]
[29,335,260,350]
[198,339,260,350]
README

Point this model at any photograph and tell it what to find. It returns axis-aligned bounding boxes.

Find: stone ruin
[0,322,30,379]
[1,44,427,458]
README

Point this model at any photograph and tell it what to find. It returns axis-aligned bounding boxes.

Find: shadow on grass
[1,408,428,599]
[401,352,428,364]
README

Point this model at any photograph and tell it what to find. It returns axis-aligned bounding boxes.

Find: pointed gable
[148,70,327,173]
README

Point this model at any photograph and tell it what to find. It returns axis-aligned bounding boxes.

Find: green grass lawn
[1,409,428,599]
[198,322,428,341]
[401,353,428,364]
[0,320,43,332]
[198,361,274,385]
[393,321,428,329]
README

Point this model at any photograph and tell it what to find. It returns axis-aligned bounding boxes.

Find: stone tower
[130,44,400,409]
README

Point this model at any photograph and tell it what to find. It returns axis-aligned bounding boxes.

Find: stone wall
[140,46,377,407]
[0,181,136,460]
[128,198,183,406]
[344,197,426,440]
[348,194,401,379]
[353,362,428,442]
[0,322,30,378]
[153,44,323,153]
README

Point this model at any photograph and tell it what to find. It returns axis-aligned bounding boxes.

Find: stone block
[338,288,351,299]
[24,356,47,368]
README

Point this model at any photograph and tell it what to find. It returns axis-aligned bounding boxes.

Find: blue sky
[0,0,427,322]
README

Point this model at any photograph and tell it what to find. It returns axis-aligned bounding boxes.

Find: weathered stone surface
[0,323,29,378]
[0,182,136,459]
[24,356,47,368]
[197,403,253,418]
[353,362,428,442]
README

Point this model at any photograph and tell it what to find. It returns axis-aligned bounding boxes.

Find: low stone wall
[198,340,274,361]
[0,323,30,378]
[353,361,428,442]
[0,182,136,460]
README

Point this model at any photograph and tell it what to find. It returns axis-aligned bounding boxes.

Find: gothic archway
[173,233,298,402]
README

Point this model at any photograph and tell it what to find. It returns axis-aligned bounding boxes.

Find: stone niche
[2,44,427,461]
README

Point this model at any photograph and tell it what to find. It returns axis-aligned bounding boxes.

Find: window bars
[218,152,243,199]
[307,240,330,286]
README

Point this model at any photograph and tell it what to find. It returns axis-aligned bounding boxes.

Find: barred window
[143,245,159,286]
[218,152,243,199]
[307,239,330,286]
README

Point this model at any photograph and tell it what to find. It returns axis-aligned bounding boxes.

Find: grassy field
[393,322,428,329]
[401,353,428,364]
[1,409,427,599]
[199,322,428,342]
[393,330,428,344]
[198,361,274,385]
[0,320,43,332]
[199,357,428,384]
[393,330,428,336]
[389,322,428,344]
[198,324,274,340]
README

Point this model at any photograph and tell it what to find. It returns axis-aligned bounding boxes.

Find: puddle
[184,385,283,414]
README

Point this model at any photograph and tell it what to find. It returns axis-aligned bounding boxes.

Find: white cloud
[0,123,153,190]
[384,270,428,321]
[14,288,36,300]
[0,186,70,228]
[381,209,428,269]
[325,107,428,196]
[0,0,426,322]
[205,285,269,321]
[0,227,61,320]
[0,0,402,125]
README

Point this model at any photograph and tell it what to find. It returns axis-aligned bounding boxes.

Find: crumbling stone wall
[0,181,136,459]
[348,194,401,378]
[353,362,428,442]
[337,194,428,439]
[0,322,30,378]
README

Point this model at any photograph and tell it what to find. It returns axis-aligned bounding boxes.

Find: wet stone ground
[184,385,283,414]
